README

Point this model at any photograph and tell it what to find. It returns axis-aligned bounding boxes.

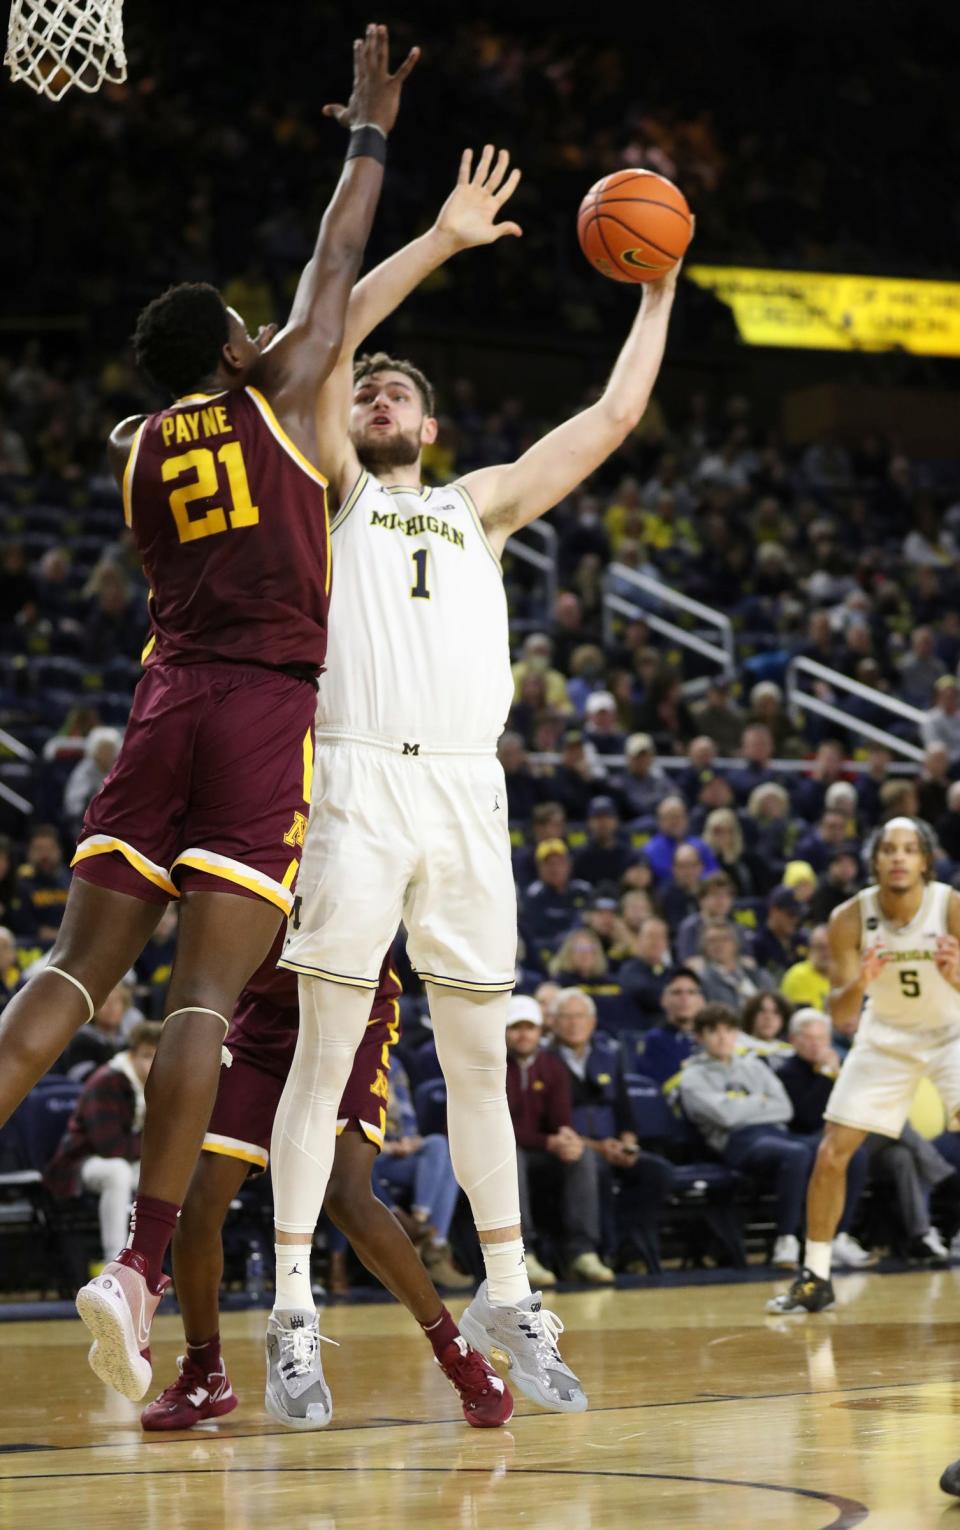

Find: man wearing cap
[573,798,636,887]
[584,691,626,758]
[690,677,746,757]
[582,889,627,968]
[781,924,832,1011]
[752,887,809,984]
[922,676,960,766]
[644,797,719,886]
[542,728,608,821]
[505,994,613,1287]
[616,733,671,819]
[522,840,593,962]
[637,967,705,1085]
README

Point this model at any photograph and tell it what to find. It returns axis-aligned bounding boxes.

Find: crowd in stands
[6,335,960,1285]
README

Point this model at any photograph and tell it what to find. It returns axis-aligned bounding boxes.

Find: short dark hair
[353,351,436,416]
[698,872,733,903]
[28,823,60,845]
[133,282,230,398]
[664,965,703,993]
[127,1020,163,1052]
[694,1002,740,1035]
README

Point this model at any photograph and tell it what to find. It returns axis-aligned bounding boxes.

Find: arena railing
[505,521,558,620]
[786,657,927,763]
[602,563,735,685]
[525,752,919,776]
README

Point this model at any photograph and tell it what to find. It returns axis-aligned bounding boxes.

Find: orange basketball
[577,169,693,284]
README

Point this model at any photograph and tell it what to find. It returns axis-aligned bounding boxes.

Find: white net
[5,0,126,100]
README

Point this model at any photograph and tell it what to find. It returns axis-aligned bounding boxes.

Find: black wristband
[347,125,387,165]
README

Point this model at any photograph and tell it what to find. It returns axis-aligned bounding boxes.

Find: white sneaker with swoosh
[76,1248,171,1401]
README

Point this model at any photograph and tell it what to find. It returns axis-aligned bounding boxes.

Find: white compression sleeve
[270,976,372,1235]
[427,987,521,1234]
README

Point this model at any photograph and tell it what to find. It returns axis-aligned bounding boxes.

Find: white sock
[805,1239,832,1281]
[273,1243,313,1312]
[483,1237,532,1305]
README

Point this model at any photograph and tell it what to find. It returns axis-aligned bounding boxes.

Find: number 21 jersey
[316,471,514,750]
[857,880,960,1037]
[124,388,331,672]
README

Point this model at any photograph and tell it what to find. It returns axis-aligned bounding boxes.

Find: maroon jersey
[123,387,331,672]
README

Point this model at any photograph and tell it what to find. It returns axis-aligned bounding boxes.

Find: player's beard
[355,426,422,476]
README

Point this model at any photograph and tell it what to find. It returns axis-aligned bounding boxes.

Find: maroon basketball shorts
[72,660,315,915]
[202,958,401,1172]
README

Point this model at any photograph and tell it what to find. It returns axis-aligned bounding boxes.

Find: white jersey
[316,471,513,751]
[857,880,960,1038]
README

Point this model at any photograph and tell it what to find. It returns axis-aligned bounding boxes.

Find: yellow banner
[685,265,960,356]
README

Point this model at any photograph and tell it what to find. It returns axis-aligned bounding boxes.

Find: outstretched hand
[645,213,695,299]
[433,145,523,252]
[323,22,420,136]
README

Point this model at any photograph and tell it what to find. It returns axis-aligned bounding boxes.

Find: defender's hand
[323,23,420,136]
[936,934,960,985]
[433,146,523,253]
[860,942,888,985]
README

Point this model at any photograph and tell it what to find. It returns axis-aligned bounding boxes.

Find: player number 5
[899,969,920,999]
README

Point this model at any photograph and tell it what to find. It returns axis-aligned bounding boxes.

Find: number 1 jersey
[857,880,960,1037]
[316,471,514,750]
[123,387,331,672]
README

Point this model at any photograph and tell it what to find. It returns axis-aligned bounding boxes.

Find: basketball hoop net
[5,0,126,100]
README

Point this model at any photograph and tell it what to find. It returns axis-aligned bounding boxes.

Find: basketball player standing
[262,154,684,1423]
[0,26,418,1401]
[769,817,960,1315]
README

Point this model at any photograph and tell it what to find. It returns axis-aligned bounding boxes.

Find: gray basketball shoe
[459,1281,587,1413]
[264,1309,335,1429]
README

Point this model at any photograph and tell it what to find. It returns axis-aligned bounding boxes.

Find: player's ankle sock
[274,1243,313,1311]
[185,1333,222,1374]
[805,1240,832,1280]
[127,1194,180,1292]
[482,1238,532,1305]
[420,1305,459,1360]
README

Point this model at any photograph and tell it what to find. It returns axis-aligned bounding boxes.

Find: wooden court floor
[4,1272,960,1528]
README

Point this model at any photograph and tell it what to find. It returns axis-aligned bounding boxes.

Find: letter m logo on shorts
[402,742,420,756]
[283,810,309,848]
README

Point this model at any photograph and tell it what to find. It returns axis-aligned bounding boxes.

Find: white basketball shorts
[825,1021,960,1138]
[279,733,517,994]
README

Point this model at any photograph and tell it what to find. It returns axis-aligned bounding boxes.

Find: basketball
[577,169,693,284]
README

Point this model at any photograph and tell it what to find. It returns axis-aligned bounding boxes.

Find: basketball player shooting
[261,153,684,1424]
[769,817,960,1315]
[0,25,418,1402]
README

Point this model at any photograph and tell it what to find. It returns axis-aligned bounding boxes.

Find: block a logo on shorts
[402,742,420,756]
[283,811,308,848]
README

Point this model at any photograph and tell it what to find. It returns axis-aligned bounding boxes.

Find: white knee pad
[428,987,520,1233]
[271,977,371,1236]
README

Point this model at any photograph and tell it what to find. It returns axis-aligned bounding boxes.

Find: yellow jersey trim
[122,420,147,529]
[171,850,293,914]
[71,835,178,898]
[451,482,503,574]
[245,387,329,487]
[202,1132,268,1170]
[331,469,369,532]
[302,728,314,804]
[385,484,430,500]
[281,858,300,890]
[140,632,157,664]
[171,391,226,407]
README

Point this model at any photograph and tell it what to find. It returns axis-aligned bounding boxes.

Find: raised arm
[252,25,419,463]
[314,145,523,501]
[457,262,684,556]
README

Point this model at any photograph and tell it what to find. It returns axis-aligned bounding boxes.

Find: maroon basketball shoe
[141,1355,238,1431]
[437,1336,514,1427]
[75,1247,171,1401]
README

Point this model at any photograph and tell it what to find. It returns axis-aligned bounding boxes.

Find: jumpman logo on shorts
[494,794,501,812]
